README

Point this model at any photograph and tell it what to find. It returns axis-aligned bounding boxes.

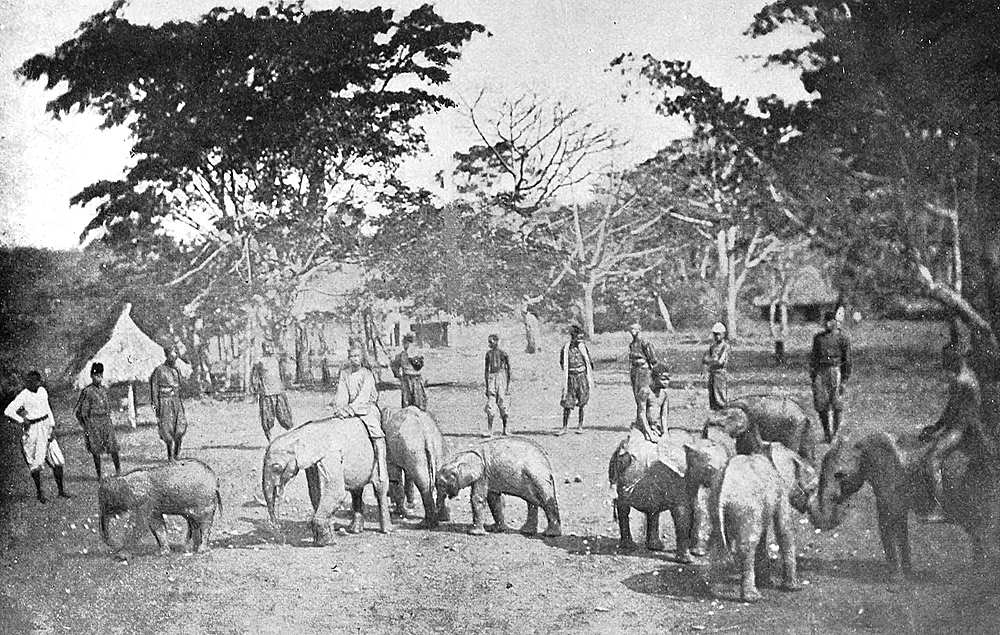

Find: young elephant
[609,428,735,561]
[98,459,221,559]
[436,437,561,537]
[708,443,816,602]
[704,394,816,464]
[383,406,450,528]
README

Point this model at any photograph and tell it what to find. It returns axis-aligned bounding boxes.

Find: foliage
[17,1,485,339]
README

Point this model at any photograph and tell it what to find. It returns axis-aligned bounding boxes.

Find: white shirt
[334,367,378,416]
[4,387,55,425]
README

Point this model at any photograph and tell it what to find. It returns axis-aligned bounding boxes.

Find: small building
[752,264,839,322]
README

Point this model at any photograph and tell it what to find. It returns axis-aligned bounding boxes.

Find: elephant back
[145,460,219,513]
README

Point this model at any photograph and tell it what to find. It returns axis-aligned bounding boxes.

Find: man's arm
[840,334,852,383]
[345,370,378,416]
[250,362,262,394]
[716,342,730,369]
[3,390,25,425]
[334,370,349,411]
[149,369,158,414]
[74,390,87,427]
[502,351,511,393]
[644,340,659,368]
[484,352,490,394]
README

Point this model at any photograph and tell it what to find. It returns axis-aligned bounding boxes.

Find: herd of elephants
[95,370,997,604]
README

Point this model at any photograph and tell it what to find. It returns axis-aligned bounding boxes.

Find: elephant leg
[616,498,637,551]
[163,439,174,462]
[645,511,666,552]
[468,479,488,535]
[435,485,451,523]
[173,435,183,460]
[312,460,346,546]
[304,465,321,512]
[876,507,903,579]
[541,496,562,538]
[670,504,693,564]
[196,513,214,554]
[149,512,170,556]
[737,538,763,602]
[754,524,773,589]
[372,439,393,534]
[184,517,197,551]
[774,509,800,591]
[387,464,406,518]
[486,491,508,533]
[691,486,711,557]
[348,491,365,534]
[416,479,438,529]
[519,501,539,536]
[405,477,418,509]
[897,514,912,574]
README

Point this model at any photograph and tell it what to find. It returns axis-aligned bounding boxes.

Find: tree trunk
[127,382,137,429]
[717,227,739,340]
[655,292,675,333]
[581,281,596,339]
[295,320,309,385]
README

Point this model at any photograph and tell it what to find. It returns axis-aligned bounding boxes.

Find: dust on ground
[3,320,999,634]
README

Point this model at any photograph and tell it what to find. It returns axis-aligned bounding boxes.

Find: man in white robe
[4,370,69,502]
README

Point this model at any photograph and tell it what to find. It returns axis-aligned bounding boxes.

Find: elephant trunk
[262,466,281,524]
[807,487,847,530]
[99,509,111,545]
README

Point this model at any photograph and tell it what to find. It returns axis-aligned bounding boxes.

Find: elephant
[809,429,1000,579]
[261,417,391,545]
[608,427,735,561]
[98,459,221,559]
[704,394,817,464]
[436,436,561,537]
[706,443,817,602]
[382,406,450,528]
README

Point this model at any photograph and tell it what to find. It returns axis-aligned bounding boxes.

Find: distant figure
[810,311,852,443]
[74,362,121,479]
[702,322,730,410]
[558,324,594,436]
[4,370,69,502]
[250,341,293,441]
[150,346,187,460]
[633,362,671,442]
[769,300,788,366]
[627,322,659,404]
[483,334,511,437]
[391,333,427,410]
[521,295,541,354]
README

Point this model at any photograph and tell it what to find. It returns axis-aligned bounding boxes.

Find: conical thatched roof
[73,303,189,389]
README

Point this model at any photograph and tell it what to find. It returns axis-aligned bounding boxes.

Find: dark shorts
[561,372,590,409]
[630,366,651,403]
[401,374,427,410]
[83,414,120,455]
[259,393,293,432]
[156,396,187,442]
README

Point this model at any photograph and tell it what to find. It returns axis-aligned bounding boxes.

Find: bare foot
[555,428,567,436]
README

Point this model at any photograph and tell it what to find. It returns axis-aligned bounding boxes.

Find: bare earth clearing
[3,320,1000,634]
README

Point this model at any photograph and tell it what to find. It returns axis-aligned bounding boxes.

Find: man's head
[823,310,838,332]
[164,346,178,366]
[711,322,727,341]
[25,370,42,392]
[569,324,584,343]
[90,362,105,386]
[261,341,274,356]
[628,322,641,338]
[347,346,364,371]
[403,333,415,348]
[487,334,499,349]
[651,362,671,388]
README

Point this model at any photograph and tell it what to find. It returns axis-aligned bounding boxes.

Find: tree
[612,55,798,338]
[749,1,1000,445]
[18,2,484,387]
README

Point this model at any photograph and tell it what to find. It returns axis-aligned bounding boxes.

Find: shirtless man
[633,363,671,442]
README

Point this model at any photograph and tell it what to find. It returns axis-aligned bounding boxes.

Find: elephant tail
[425,439,437,492]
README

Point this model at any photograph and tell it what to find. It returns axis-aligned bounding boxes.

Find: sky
[0,0,811,250]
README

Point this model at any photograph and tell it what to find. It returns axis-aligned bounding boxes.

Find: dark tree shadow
[621,565,711,601]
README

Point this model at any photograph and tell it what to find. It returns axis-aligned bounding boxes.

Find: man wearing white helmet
[701,322,730,410]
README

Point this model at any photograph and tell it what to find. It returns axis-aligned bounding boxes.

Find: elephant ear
[456,451,485,487]
[683,444,714,484]
[653,437,688,477]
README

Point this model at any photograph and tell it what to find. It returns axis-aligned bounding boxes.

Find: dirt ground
[3,319,1000,634]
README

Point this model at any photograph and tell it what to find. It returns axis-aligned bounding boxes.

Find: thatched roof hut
[72,303,189,426]
[752,264,839,321]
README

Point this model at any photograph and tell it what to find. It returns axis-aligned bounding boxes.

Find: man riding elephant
[333,346,390,508]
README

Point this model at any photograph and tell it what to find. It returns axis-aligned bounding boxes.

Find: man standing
[150,346,187,460]
[810,310,852,443]
[633,363,671,442]
[332,346,392,533]
[391,333,427,410]
[702,322,730,410]
[521,295,541,354]
[4,370,69,502]
[74,362,121,479]
[558,324,594,435]
[251,341,294,441]
[483,334,511,437]
[627,322,659,404]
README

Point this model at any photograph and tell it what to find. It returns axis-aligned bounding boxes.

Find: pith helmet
[711,322,727,334]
